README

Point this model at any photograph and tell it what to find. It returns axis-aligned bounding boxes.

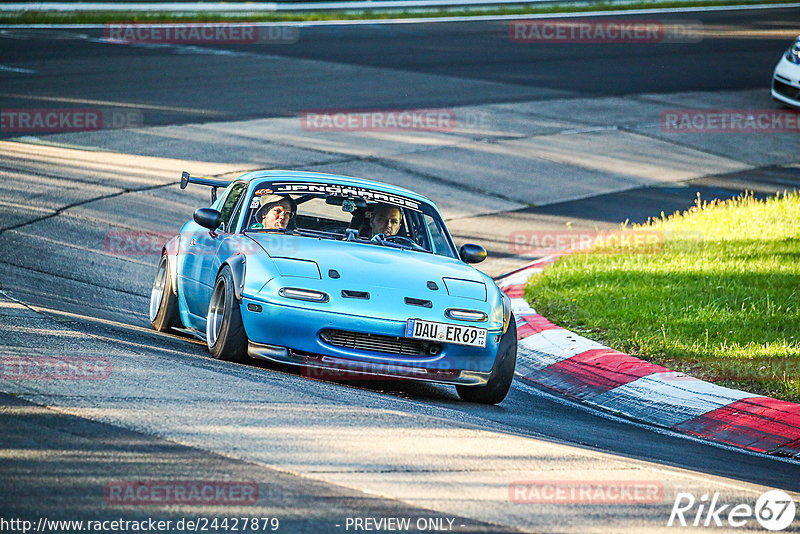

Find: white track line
[0,64,36,73]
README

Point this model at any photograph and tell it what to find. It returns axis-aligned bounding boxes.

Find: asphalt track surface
[1,7,800,533]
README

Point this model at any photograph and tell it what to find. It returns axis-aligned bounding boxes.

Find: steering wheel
[383,234,428,252]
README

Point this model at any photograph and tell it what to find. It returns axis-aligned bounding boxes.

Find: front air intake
[320,329,437,356]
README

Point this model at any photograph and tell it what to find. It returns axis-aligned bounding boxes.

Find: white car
[772,35,800,109]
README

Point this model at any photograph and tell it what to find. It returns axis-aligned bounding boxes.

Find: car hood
[246,233,490,299]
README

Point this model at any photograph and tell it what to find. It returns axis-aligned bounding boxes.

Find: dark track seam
[0,181,176,235]
[0,162,133,189]
[0,258,147,298]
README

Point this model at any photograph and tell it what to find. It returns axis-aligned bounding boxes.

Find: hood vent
[342,290,369,299]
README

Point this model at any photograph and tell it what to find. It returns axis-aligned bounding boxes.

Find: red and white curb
[495,258,800,459]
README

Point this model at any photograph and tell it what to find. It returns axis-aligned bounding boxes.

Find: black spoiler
[180,171,230,203]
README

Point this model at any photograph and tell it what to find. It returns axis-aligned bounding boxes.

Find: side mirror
[459,243,487,264]
[193,208,222,231]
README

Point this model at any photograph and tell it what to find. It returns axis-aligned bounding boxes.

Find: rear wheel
[456,314,517,405]
[207,265,248,363]
[150,253,180,332]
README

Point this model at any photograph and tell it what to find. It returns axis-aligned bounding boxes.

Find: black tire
[150,253,181,332]
[206,265,248,363]
[456,314,517,405]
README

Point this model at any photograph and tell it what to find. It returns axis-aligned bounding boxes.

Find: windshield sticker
[249,197,261,209]
[268,182,422,211]
[253,188,273,196]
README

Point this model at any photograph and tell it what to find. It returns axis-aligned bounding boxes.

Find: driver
[254,194,296,230]
[368,204,402,237]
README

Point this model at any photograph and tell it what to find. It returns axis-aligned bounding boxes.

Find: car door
[182,182,247,321]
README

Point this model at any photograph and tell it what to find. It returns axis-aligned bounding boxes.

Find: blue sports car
[149,170,516,404]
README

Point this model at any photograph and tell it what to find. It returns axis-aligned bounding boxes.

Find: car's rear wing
[180,171,230,203]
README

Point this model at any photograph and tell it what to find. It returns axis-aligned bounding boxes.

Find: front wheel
[206,265,248,363]
[150,253,180,332]
[456,314,517,404]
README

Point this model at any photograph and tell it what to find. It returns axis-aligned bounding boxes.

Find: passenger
[368,204,403,237]
[255,194,296,230]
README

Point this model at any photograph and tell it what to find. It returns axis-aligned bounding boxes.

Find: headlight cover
[279,287,329,303]
[445,308,488,322]
[787,38,800,64]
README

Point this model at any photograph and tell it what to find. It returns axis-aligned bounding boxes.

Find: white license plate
[405,319,487,348]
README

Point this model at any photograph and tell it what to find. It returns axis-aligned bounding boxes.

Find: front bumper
[240,296,502,386]
[248,341,493,385]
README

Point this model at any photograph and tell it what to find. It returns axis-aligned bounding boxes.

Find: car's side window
[228,191,248,233]
[423,213,455,258]
[218,183,246,232]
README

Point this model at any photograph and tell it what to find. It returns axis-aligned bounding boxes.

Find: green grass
[1,0,798,24]
[525,192,800,402]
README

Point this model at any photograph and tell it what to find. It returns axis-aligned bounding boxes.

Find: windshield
[242,180,458,259]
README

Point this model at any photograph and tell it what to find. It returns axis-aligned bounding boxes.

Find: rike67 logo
[668,490,796,531]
